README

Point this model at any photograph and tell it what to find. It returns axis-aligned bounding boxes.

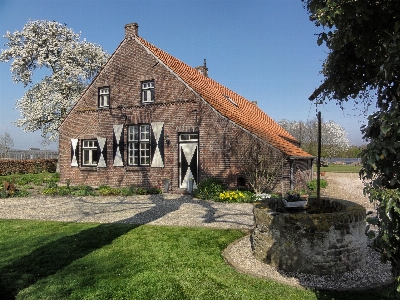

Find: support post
[317,111,321,205]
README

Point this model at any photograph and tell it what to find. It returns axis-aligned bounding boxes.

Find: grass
[0,173,162,198]
[0,172,59,185]
[0,220,397,300]
[320,164,362,173]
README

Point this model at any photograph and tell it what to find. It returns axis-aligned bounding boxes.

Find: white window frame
[82,139,98,166]
[99,87,110,108]
[128,124,150,166]
[179,133,199,142]
[141,81,155,103]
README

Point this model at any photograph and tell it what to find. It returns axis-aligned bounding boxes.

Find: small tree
[0,132,14,158]
[0,20,109,140]
[234,136,284,194]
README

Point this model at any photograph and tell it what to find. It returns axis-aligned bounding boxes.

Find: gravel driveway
[320,172,374,211]
[0,194,254,230]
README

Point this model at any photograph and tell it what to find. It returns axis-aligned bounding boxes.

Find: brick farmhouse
[58,23,314,192]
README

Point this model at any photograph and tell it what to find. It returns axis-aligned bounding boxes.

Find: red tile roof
[136,37,312,158]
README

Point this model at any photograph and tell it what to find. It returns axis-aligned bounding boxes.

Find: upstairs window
[128,124,150,166]
[98,87,110,108]
[141,81,155,103]
[82,139,98,166]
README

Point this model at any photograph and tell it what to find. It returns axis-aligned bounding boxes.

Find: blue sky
[0,0,369,150]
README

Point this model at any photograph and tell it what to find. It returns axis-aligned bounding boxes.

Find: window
[98,87,110,108]
[128,124,150,166]
[179,133,199,142]
[141,81,155,103]
[82,140,98,166]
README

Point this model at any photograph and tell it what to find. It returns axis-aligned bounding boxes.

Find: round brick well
[251,197,367,275]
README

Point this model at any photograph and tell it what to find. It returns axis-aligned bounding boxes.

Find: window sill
[79,166,98,171]
[126,166,150,171]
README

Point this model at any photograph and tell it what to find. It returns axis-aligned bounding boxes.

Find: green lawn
[0,220,397,300]
[320,164,362,173]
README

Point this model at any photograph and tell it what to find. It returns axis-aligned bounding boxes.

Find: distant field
[320,164,362,173]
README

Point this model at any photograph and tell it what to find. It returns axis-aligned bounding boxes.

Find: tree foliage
[303,0,400,291]
[0,132,14,158]
[278,118,350,158]
[0,20,109,140]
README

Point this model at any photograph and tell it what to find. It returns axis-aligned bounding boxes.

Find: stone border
[223,235,395,291]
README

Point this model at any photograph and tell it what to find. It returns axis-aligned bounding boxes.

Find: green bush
[193,177,224,200]
[97,185,121,196]
[306,179,328,191]
[366,188,400,291]
[70,186,95,196]
[147,187,162,194]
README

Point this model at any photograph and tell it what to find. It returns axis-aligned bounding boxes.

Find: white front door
[178,133,199,189]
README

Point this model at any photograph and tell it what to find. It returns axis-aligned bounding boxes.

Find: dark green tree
[303,0,400,291]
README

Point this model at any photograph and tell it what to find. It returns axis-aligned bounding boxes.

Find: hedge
[0,159,58,175]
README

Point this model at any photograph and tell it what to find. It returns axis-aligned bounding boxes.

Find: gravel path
[0,174,394,291]
[0,194,254,229]
[320,172,374,211]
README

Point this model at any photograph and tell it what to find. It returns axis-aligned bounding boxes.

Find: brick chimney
[125,23,139,38]
[195,59,208,77]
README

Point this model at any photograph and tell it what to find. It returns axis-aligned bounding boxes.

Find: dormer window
[141,80,155,103]
[98,87,110,108]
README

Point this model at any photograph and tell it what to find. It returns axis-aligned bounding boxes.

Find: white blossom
[0,20,110,140]
[278,118,350,157]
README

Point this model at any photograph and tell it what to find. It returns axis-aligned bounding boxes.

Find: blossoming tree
[278,119,350,158]
[0,20,110,140]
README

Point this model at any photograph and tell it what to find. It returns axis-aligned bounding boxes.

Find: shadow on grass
[0,223,138,300]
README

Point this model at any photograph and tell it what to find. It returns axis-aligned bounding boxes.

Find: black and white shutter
[97,137,107,167]
[71,138,79,167]
[113,124,124,166]
[150,122,164,167]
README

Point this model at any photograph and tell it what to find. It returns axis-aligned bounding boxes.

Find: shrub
[366,188,400,291]
[42,187,58,195]
[147,187,162,194]
[133,187,148,195]
[97,185,121,196]
[70,186,95,196]
[119,187,133,196]
[0,159,57,175]
[193,177,224,200]
[306,179,328,191]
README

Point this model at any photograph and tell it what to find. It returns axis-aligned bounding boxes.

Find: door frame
[178,133,199,189]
